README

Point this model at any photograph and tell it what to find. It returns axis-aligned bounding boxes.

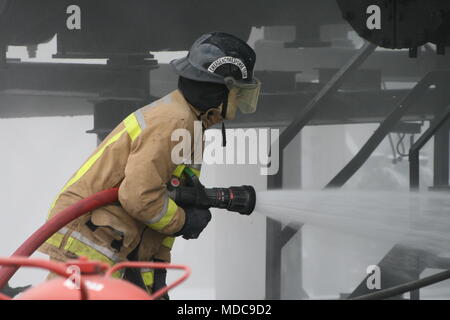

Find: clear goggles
[224,76,262,114]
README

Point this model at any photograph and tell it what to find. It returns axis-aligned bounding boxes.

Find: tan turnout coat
[39,90,222,267]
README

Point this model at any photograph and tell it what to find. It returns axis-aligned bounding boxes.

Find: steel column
[433,118,450,188]
[409,106,450,190]
[0,43,5,67]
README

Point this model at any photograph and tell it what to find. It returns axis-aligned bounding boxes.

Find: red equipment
[0,256,190,300]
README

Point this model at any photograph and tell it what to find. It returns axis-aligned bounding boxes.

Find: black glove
[173,206,212,239]
[152,261,169,300]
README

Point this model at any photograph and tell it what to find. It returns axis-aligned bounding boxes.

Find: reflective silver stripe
[145,195,169,225]
[134,109,147,130]
[58,227,120,262]
[69,230,120,262]
[189,164,202,171]
[142,94,173,112]
[142,101,158,112]
[141,268,154,273]
[161,94,173,104]
[56,227,71,238]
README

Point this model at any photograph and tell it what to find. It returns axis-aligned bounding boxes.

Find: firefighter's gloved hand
[174,207,211,239]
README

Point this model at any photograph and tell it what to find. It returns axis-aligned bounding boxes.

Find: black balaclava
[178,76,229,146]
[178,76,228,112]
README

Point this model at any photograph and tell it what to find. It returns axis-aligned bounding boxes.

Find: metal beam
[3,59,448,125]
[0,60,157,100]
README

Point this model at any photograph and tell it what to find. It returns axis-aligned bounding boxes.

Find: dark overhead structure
[337,0,450,56]
[1,0,450,300]
[0,0,343,53]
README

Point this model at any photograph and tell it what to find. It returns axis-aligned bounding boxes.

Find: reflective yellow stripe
[145,196,169,225]
[172,164,186,178]
[141,270,154,287]
[48,128,128,213]
[45,233,64,248]
[189,167,201,177]
[147,198,178,231]
[172,165,200,179]
[45,231,115,265]
[162,237,175,249]
[123,113,142,141]
[64,237,114,266]
[48,112,142,215]
[44,233,123,278]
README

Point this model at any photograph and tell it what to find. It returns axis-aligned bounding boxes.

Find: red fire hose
[0,188,120,289]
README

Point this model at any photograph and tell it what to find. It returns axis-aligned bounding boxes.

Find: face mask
[223,88,240,120]
[224,77,262,115]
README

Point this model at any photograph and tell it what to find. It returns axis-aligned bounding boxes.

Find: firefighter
[38,31,261,296]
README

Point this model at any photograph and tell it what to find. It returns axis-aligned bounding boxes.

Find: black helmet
[171,31,257,85]
[172,32,261,115]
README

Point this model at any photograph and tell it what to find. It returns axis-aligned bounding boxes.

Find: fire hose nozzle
[169,185,256,215]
